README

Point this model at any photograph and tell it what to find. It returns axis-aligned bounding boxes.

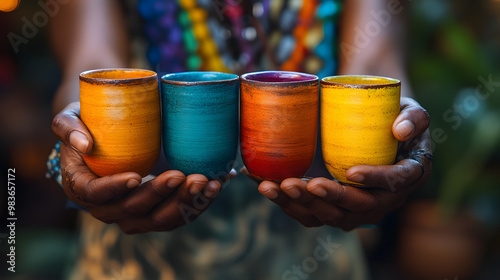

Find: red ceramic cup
[240,71,319,182]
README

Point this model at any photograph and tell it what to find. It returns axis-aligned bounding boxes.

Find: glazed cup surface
[79,68,161,177]
[161,71,239,179]
[321,75,401,185]
[240,71,319,182]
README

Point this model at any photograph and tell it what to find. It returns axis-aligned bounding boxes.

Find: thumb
[52,102,93,154]
[393,97,430,141]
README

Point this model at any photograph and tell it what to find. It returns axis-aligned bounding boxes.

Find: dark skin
[53,103,235,234]
[51,0,432,233]
[253,98,431,231]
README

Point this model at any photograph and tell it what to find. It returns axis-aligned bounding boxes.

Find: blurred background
[1,0,499,279]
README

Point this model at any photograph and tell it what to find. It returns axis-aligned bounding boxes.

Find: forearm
[50,0,129,115]
[338,0,412,97]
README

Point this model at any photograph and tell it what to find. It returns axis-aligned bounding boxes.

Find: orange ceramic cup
[79,69,161,177]
[240,71,319,182]
[0,0,19,12]
[321,75,401,185]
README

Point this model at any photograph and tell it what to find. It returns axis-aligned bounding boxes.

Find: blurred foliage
[409,0,500,224]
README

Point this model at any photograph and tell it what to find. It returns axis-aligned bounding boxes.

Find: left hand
[252,97,432,231]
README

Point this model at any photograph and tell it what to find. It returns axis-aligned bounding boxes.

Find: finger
[280,179,348,226]
[307,182,408,230]
[404,129,432,152]
[182,174,210,197]
[393,97,430,141]
[52,102,93,154]
[345,159,423,192]
[279,178,316,205]
[90,170,186,222]
[240,166,251,177]
[118,194,211,234]
[258,181,285,203]
[152,179,218,231]
[203,180,222,198]
[306,178,378,213]
[164,174,213,211]
[259,180,324,227]
[119,175,216,233]
[60,143,141,205]
[306,201,347,228]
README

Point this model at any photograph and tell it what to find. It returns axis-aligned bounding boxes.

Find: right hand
[52,102,232,234]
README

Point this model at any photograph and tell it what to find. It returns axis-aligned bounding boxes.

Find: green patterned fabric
[67,159,368,280]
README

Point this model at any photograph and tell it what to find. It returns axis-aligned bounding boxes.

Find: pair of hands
[52,98,431,234]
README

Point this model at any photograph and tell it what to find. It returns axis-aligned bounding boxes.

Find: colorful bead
[138,0,341,75]
[189,8,207,22]
[186,54,202,70]
[317,0,340,20]
[178,0,196,10]
[192,22,210,40]
[182,30,198,53]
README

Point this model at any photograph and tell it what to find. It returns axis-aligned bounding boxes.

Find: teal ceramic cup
[160,72,239,179]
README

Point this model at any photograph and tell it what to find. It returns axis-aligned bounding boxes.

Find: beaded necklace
[138,0,340,76]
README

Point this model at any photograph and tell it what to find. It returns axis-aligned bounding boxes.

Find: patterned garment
[64,158,368,280]
[135,0,340,77]
[52,1,370,279]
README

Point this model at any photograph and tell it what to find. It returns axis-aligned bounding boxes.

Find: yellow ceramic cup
[321,75,401,185]
[79,69,161,177]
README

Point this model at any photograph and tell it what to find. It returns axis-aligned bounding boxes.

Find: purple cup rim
[240,71,319,85]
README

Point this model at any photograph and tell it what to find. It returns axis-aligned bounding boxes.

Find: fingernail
[262,188,279,200]
[127,179,140,189]
[308,185,327,198]
[69,131,89,153]
[190,181,206,195]
[204,189,216,198]
[166,176,185,188]
[203,181,219,198]
[284,186,301,199]
[348,173,365,183]
[396,120,415,139]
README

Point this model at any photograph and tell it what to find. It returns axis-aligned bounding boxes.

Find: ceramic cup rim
[321,75,401,89]
[161,71,239,86]
[79,68,158,85]
[241,71,319,85]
